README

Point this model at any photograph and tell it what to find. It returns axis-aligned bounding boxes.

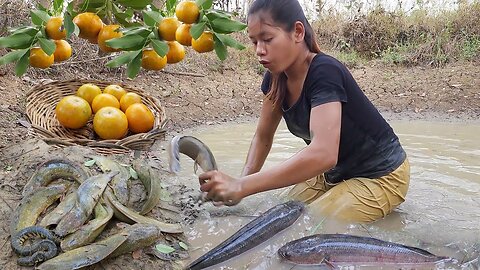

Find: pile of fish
[10,157,183,269]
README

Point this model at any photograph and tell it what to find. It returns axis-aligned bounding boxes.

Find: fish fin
[323,258,336,269]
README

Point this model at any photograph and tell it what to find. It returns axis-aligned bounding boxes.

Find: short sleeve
[308,63,348,107]
[260,71,271,94]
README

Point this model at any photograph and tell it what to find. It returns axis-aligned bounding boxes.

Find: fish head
[278,236,328,265]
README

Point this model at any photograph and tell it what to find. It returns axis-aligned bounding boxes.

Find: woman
[199,0,409,222]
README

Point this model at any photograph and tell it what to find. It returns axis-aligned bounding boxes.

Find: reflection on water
[170,120,480,270]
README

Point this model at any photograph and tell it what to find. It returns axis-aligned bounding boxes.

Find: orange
[119,92,142,112]
[76,83,102,105]
[158,17,180,41]
[93,107,128,140]
[53,40,72,62]
[192,31,214,53]
[103,84,127,101]
[73,12,104,42]
[98,24,123,53]
[175,24,192,46]
[125,103,155,133]
[166,41,185,64]
[175,1,200,24]
[29,47,54,69]
[55,95,92,129]
[91,93,120,113]
[141,49,167,70]
[45,16,66,40]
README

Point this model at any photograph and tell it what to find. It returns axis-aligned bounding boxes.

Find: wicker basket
[26,79,167,155]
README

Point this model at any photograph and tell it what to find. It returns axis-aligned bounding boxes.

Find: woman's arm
[199,101,342,205]
[241,97,283,176]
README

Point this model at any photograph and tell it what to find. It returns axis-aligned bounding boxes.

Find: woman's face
[248,12,298,74]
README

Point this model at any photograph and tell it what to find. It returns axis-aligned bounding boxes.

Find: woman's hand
[198,170,244,206]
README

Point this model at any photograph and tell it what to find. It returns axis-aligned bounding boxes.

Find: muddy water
[171,120,480,270]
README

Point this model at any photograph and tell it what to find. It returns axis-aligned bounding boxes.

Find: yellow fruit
[29,47,54,69]
[125,103,155,133]
[53,40,72,62]
[166,41,185,64]
[103,84,127,101]
[192,31,215,53]
[158,17,180,41]
[55,95,92,129]
[141,49,167,70]
[119,92,142,112]
[98,24,123,53]
[73,12,104,41]
[175,1,200,24]
[175,24,192,46]
[93,107,128,140]
[91,93,120,113]
[45,17,66,40]
[76,83,102,105]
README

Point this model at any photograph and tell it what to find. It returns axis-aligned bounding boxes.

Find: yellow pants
[288,158,410,223]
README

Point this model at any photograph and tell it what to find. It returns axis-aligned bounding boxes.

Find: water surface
[170,120,480,270]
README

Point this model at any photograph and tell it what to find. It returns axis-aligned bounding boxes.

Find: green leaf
[143,10,163,27]
[190,22,206,40]
[31,10,51,26]
[15,50,30,77]
[121,27,152,38]
[205,10,230,21]
[84,159,96,167]
[8,26,39,36]
[127,52,142,79]
[38,38,56,56]
[155,244,175,254]
[129,166,139,179]
[179,241,188,250]
[213,35,227,61]
[0,33,35,49]
[211,18,247,34]
[116,0,152,9]
[166,0,177,14]
[64,13,77,39]
[196,0,213,10]
[150,39,168,57]
[105,34,146,51]
[52,0,64,16]
[215,34,245,50]
[0,49,29,65]
[106,51,139,68]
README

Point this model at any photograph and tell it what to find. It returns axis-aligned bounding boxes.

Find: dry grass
[314,2,480,66]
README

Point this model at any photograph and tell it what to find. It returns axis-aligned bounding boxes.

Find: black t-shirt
[261,53,406,183]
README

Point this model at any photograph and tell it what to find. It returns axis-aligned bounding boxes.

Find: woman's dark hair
[248,0,321,108]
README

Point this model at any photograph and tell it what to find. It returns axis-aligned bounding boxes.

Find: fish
[278,234,450,266]
[10,184,69,235]
[93,156,130,205]
[107,223,163,258]
[39,192,77,228]
[36,232,129,270]
[60,200,114,251]
[186,200,305,270]
[104,189,183,234]
[133,159,162,215]
[168,135,218,174]
[22,159,88,197]
[55,172,117,237]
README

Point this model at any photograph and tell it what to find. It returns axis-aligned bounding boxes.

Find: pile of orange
[30,17,72,69]
[55,83,155,140]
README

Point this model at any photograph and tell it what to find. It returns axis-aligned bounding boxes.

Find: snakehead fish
[186,201,305,270]
[168,135,218,174]
[278,234,449,266]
